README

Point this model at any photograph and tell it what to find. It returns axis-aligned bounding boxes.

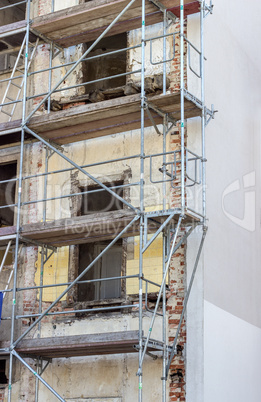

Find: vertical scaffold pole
[162,10,168,401]
[200,1,206,224]
[138,0,146,398]
[162,231,167,402]
[180,0,185,215]
[162,9,167,213]
[8,0,31,399]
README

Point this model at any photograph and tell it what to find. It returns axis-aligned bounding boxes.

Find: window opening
[83,33,127,94]
[0,360,8,385]
[0,161,17,226]
[78,241,122,302]
[80,181,124,215]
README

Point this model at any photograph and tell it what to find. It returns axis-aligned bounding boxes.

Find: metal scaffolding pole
[201,0,206,224]
[180,0,185,215]
[8,0,31,400]
[138,0,146,398]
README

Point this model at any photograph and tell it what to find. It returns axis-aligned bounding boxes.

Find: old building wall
[0,1,191,401]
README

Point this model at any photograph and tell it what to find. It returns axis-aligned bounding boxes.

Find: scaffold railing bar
[27,44,142,77]
[0,99,22,108]
[0,74,24,85]
[165,228,207,376]
[26,69,142,101]
[0,155,141,186]
[25,0,138,123]
[10,182,140,209]
[4,303,139,321]
[12,215,140,348]
[11,350,66,402]
[24,126,139,213]
[0,0,27,11]
[0,27,27,40]
[0,235,16,242]
[0,127,22,136]
[0,274,141,295]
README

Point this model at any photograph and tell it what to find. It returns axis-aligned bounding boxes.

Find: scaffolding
[0,0,214,401]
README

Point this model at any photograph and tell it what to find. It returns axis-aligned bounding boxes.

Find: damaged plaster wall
[0,2,187,400]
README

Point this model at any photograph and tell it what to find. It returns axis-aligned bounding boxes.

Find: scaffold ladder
[0,241,14,300]
[0,35,39,121]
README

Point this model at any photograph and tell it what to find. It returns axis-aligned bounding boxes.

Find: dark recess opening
[0,162,17,226]
[81,181,123,215]
[78,241,122,302]
[78,180,124,301]
[83,33,127,93]
[0,360,8,385]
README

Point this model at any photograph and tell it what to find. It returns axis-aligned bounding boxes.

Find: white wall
[204,301,261,402]
[187,1,261,401]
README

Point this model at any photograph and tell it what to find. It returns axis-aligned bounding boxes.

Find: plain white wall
[187,1,261,401]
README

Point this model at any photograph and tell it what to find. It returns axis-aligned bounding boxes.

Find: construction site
[0,0,260,401]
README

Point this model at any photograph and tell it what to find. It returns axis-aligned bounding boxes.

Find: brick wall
[0,388,5,402]
[167,19,188,402]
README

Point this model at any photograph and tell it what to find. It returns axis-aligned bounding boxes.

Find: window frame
[67,170,131,309]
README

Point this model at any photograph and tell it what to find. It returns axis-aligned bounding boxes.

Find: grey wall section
[204,0,261,328]
[187,1,261,401]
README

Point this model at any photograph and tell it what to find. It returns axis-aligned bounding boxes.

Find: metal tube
[162,11,167,401]
[201,1,206,223]
[162,231,167,402]
[0,1,27,11]
[0,27,27,40]
[27,44,141,77]
[0,75,24,85]
[138,0,146,397]
[0,274,140,295]
[24,0,138,123]
[47,43,53,114]
[27,69,141,101]
[8,0,31,398]
[180,0,185,214]
[0,154,141,185]
[138,218,144,401]
[165,229,207,376]
[12,350,66,402]
[18,182,139,208]
[42,147,49,222]
[4,303,139,320]
[12,215,139,347]
[24,126,138,213]
[7,120,24,402]
[137,215,182,373]
[35,247,46,402]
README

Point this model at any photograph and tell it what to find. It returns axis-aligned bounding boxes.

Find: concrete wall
[187,1,261,401]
